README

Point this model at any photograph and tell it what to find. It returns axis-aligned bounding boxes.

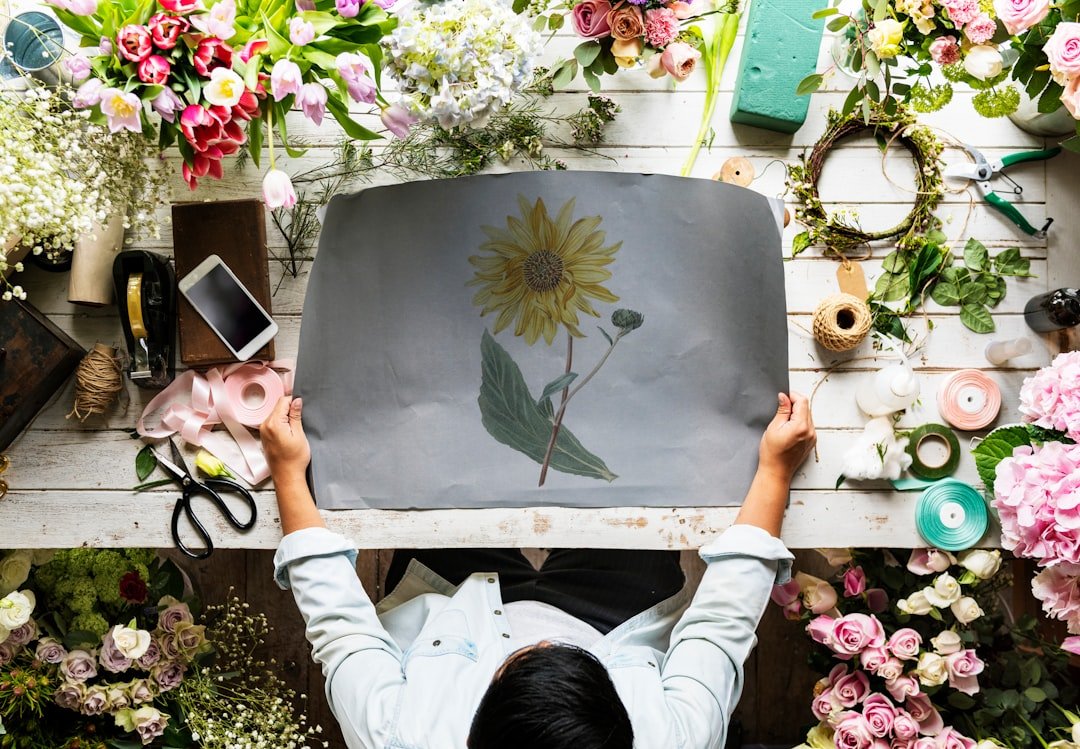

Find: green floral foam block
[729,0,824,134]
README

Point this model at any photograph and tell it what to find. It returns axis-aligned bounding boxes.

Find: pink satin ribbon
[137,360,294,485]
[937,369,1001,431]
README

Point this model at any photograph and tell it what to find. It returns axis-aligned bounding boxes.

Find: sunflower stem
[538,334,574,487]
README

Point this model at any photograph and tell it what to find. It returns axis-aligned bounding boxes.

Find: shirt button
[494,610,502,616]
[502,633,510,638]
[487,577,495,583]
[433,640,441,646]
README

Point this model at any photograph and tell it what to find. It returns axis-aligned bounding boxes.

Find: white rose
[0,590,35,630]
[898,590,933,615]
[0,551,32,597]
[964,45,1004,81]
[110,624,151,660]
[924,574,962,608]
[959,550,1001,580]
[816,549,853,567]
[951,596,984,624]
[914,651,949,686]
[30,549,55,566]
[1072,722,1080,745]
[931,630,963,654]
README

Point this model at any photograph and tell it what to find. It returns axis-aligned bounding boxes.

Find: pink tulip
[99,88,143,134]
[270,59,302,102]
[289,17,315,45]
[262,169,297,209]
[336,0,361,17]
[380,103,416,139]
[296,82,327,125]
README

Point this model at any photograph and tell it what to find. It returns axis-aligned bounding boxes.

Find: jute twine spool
[67,343,124,421]
[813,293,872,352]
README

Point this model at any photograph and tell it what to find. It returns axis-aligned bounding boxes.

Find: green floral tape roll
[905,423,961,480]
[915,479,989,551]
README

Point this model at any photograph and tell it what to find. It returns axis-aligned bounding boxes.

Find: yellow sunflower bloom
[468,195,621,345]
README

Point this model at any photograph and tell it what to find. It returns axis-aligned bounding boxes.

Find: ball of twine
[813,293,872,352]
[67,343,124,422]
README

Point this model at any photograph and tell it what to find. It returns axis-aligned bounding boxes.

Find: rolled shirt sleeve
[660,524,795,749]
[274,527,405,749]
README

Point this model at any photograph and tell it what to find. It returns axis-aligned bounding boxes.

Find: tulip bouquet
[0,548,318,748]
[49,0,400,205]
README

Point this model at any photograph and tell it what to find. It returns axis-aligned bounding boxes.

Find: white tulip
[964,45,1004,81]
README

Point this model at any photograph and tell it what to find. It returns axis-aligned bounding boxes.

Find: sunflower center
[522,250,564,293]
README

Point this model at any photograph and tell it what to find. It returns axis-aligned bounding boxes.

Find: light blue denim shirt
[274,524,794,749]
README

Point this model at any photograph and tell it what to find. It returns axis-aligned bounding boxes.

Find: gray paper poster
[296,172,788,509]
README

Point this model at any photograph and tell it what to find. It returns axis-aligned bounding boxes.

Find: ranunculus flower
[0,590,34,630]
[923,574,962,608]
[73,78,105,108]
[834,711,875,749]
[336,0,360,17]
[863,693,897,738]
[994,0,1049,35]
[608,3,645,40]
[262,169,297,209]
[612,37,644,67]
[572,0,613,38]
[930,630,962,655]
[797,572,839,615]
[381,103,416,139]
[859,646,889,672]
[137,54,171,85]
[905,693,944,735]
[270,59,302,102]
[843,566,867,597]
[907,549,956,576]
[151,660,186,691]
[289,17,316,45]
[958,549,1001,580]
[965,14,997,45]
[148,12,188,50]
[100,88,143,133]
[936,727,976,749]
[964,45,1004,81]
[110,624,152,660]
[644,7,678,47]
[152,88,183,123]
[159,0,199,11]
[61,649,98,682]
[913,652,948,687]
[868,18,905,59]
[192,0,236,40]
[119,572,148,605]
[204,67,246,108]
[887,628,922,661]
[36,637,67,664]
[950,596,984,624]
[660,41,700,81]
[877,658,905,682]
[296,82,328,125]
[1062,74,1080,119]
[886,674,920,702]
[945,648,984,695]
[117,25,152,63]
[929,36,961,66]
[1046,23,1080,85]
[63,54,91,83]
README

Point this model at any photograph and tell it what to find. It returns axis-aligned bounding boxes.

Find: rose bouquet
[0,548,318,748]
[50,0,398,203]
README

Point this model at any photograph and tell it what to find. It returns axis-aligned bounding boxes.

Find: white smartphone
[178,254,278,361]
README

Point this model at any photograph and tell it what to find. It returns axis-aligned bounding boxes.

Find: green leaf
[835,474,846,490]
[136,445,157,481]
[325,96,379,141]
[582,66,601,93]
[539,372,578,404]
[548,12,565,30]
[842,86,862,116]
[133,478,174,492]
[993,247,1032,276]
[1038,81,1065,113]
[908,241,943,296]
[972,425,1033,490]
[1024,686,1047,702]
[963,238,989,271]
[812,7,840,18]
[827,14,850,31]
[552,60,576,90]
[797,74,825,96]
[948,693,977,710]
[930,282,960,306]
[875,270,909,302]
[63,629,99,650]
[960,303,994,333]
[478,331,616,482]
[512,0,529,11]
[1063,134,1080,154]
[248,118,263,170]
[597,327,613,346]
[574,40,601,68]
[960,281,986,303]
[791,231,813,257]
[881,250,907,273]
[928,607,943,621]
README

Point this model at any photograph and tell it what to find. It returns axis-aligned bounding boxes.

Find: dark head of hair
[467,643,633,749]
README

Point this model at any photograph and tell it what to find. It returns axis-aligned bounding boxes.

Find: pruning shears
[944,144,1062,239]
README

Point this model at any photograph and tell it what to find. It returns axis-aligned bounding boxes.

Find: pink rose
[1062,74,1080,119]
[929,36,961,65]
[893,740,915,749]
[964,14,997,44]
[844,566,867,597]
[876,657,905,682]
[644,7,679,47]
[934,727,976,749]
[571,0,613,39]
[887,628,922,661]
[860,647,889,672]
[660,41,700,81]
[905,694,944,735]
[771,579,800,606]
[1045,23,1080,84]
[913,740,937,749]
[994,0,1049,35]
[117,25,152,63]
[797,572,839,615]
[668,0,693,19]
[148,13,188,50]
[138,54,171,85]
[834,711,876,749]
[892,710,920,740]
[1062,636,1080,655]
[813,689,841,720]
[828,613,886,657]
[863,693,897,738]
[945,649,985,695]
[907,549,955,576]
[886,674,920,702]
[833,668,871,707]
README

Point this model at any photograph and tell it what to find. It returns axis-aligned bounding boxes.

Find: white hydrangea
[385,0,543,129]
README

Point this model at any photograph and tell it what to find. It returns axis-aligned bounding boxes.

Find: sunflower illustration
[468,195,621,345]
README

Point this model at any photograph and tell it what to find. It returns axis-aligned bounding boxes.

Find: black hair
[467,643,633,749]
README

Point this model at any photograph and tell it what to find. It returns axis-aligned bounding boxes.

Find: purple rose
[133,706,170,744]
[80,686,109,716]
[136,638,162,669]
[0,640,19,666]
[127,678,156,704]
[571,0,613,39]
[54,681,87,711]
[8,618,38,647]
[99,630,133,673]
[172,622,205,656]
[157,600,193,633]
[155,631,181,661]
[36,637,67,664]
[151,660,186,692]
[60,649,98,683]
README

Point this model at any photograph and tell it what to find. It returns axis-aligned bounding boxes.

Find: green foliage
[971,424,1072,493]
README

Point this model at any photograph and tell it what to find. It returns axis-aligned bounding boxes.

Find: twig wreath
[788,105,945,259]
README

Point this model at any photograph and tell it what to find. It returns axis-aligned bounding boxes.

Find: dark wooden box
[0,301,85,451]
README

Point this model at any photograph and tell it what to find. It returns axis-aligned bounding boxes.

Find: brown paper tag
[837,263,869,298]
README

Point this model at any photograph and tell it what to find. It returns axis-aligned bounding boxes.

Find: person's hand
[758,392,815,483]
[260,396,311,481]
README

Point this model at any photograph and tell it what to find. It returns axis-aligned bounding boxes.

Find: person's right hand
[758,392,815,483]
[260,396,311,481]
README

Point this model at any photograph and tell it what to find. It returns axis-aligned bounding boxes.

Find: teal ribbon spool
[915,479,989,551]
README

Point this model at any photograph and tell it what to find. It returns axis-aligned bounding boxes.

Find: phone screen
[185,264,273,351]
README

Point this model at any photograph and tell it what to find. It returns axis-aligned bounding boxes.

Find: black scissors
[151,438,257,559]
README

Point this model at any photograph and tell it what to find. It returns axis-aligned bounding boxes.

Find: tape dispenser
[113,251,176,389]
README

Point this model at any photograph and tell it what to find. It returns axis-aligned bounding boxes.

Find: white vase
[1008,89,1077,137]
[68,214,125,307]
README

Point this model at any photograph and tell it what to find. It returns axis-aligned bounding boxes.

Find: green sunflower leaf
[479,331,617,482]
[539,372,578,404]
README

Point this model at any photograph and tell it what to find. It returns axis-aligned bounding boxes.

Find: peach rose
[660,41,700,81]
[668,0,693,19]
[611,37,644,67]
[1061,74,1080,119]
[608,3,645,40]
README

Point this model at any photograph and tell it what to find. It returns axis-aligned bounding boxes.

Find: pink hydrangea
[942,0,979,26]
[643,7,679,47]
[964,14,997,44]
[930,36,962,65]
[1031,563,1080,634]
[992,441,1080,567]
[1019,352,1080,439]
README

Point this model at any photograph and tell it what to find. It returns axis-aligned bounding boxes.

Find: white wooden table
[0,20,1077,550]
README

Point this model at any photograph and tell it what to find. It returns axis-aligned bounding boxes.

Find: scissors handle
[1000,147,1062,169]
[171,478,258,559]
[202,478,258,531]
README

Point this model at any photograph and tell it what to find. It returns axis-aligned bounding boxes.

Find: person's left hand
[260,396,311,481]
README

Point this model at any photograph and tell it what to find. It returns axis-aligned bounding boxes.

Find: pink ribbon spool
[937,369,1001,431]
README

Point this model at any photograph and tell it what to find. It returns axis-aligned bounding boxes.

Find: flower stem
[267,104,277,170]
[680,8,740,177]
[538,334,573,487]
